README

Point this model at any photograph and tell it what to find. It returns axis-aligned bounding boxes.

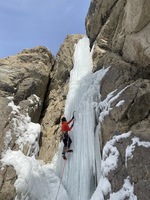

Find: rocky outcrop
[0,46,54,200]
[38,34,84,163]
[86,0,150,199]
[86,0,150,68]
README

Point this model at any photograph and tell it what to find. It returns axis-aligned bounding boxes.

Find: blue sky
[0,0,91,58]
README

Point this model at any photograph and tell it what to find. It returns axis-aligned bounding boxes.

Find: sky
[0,0,91,58]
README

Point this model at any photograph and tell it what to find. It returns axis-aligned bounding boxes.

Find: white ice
[54,37,109,200]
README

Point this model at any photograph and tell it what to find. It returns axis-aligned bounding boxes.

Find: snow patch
[8,101,20,114]
[125,137,150,167]
[91,132,131,200]
[115,100,125,107]
[98,84,132,123]
[4,97,41,156]
[109,177,137,200]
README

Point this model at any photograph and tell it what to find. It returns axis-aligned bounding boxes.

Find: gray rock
[86,0,150,67]
[86,0,150,198]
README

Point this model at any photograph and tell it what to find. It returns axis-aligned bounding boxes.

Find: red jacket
[61,119,73,132]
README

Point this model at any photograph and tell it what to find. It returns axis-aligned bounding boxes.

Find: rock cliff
[0,46,54,199]
[86,0,150,199]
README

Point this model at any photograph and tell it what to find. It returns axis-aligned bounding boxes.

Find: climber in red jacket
[61,115,74,160]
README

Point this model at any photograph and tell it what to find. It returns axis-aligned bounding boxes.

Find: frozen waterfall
[54,37,108,200]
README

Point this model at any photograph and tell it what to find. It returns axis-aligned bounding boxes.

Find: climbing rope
[55,133,70,200]
[55,159,67,200]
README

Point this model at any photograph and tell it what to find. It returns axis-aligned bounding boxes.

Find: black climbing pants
[62,133,72,155]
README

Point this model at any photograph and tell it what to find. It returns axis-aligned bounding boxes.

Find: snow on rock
[98,84,132,123]
[109,177,137,200]
[115,100,125,107]
[91,132,132,200]
[4,96,41,156]
[1,150,70,200]
[125,137,150,167]
[8,101,20,114]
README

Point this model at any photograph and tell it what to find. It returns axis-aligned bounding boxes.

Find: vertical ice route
[54,36,109,200]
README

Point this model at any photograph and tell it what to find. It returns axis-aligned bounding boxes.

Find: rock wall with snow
[86,0,150,199]
[0,46,54,199]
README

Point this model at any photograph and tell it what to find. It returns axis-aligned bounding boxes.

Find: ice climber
[60,115,74,160]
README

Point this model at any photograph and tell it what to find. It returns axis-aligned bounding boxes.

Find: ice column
[55,37,108,200]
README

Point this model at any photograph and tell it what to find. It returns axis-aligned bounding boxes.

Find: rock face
[0,46,54,200]
[86,0,150,199]
[86,0,150,68]
[38,34,84,163]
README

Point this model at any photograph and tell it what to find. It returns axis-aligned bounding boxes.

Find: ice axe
[72,111,76,121]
